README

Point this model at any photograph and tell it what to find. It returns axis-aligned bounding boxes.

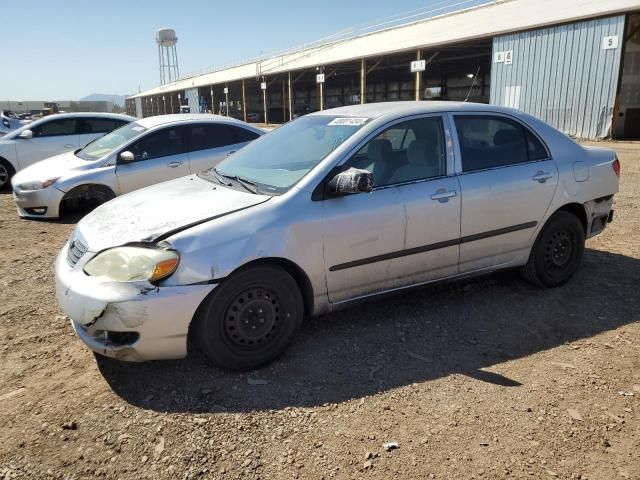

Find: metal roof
[130,0,640,99]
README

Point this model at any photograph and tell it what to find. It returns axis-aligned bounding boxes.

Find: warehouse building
[126,0,640,139]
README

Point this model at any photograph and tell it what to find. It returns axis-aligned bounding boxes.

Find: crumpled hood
[12,150,97,186]
[76,175,270,252]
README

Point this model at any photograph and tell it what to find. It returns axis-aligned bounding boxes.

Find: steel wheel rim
[223,287,280,350]
[544,230,573,272]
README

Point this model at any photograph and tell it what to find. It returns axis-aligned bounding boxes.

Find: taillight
[612,157,620,177]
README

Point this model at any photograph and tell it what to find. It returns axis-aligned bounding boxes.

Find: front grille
[67,231,88,267]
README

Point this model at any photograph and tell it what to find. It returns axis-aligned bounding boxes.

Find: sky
[1,0,461,100]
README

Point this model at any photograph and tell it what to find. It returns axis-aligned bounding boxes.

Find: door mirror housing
[327,168,374,195]
[119,151,135,163]
[18,129,33,139]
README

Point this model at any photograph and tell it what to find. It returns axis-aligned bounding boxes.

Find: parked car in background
[246,112,261,123]
[0,112,134,189]
[1,110,28,134]
[55,102,619,369]
[12,114,263,218]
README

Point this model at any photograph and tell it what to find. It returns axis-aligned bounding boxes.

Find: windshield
[201,115,368,194]
[76,122,146,161]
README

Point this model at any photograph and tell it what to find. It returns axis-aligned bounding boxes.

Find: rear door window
[80,118,124,134]
[454,115,540,172]
[189,124,239,151]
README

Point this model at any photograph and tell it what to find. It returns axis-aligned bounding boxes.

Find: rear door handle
[167,161,183,168]
[532,171,553,183]
[431,190,457,201]
[225,150,236,157]
[64,144,75,148]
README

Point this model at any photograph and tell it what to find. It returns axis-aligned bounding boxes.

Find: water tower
[156,28,179,85]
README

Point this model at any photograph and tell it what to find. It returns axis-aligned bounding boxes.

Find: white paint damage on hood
[76,174,271,252]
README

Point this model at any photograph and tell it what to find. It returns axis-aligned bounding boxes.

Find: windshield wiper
[214,168,259,194]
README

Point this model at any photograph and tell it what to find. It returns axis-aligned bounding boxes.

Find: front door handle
[225,150,236,157]
[532,171,553,183]
[431,190,457,201]
[167,161,183,168]
[64,144,75,149]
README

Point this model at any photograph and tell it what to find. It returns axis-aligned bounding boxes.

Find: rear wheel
[0,159,15,190]
[521,211,585,287]
[195,265,303,370]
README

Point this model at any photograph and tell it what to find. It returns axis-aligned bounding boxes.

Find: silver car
[11,114,263,218]
[55,102,619,369]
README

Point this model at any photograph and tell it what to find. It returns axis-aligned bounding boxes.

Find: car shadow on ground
[96,248,638,413]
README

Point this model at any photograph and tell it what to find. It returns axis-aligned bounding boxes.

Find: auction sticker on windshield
[328,117,369,126]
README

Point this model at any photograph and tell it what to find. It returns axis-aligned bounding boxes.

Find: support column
[282,80,286,121]
[319,67,324,111]
[225,87,229,116]
[242,79,247,122]
[262,80,268,124]
[288,72,293,121]
[415,49,422,102]
[210,87,214,114]
[360,59,366,104]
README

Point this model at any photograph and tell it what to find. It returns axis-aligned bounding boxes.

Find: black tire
[195,265,303,370]
[0,159,15,191]
[521,211,585,288]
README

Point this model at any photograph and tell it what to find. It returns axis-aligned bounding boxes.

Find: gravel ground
[0,141,638,480]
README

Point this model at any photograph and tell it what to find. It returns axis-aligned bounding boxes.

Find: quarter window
[125,127,186,161]
[343,117,446,187]
[454,115,548,172]
[32,119,77,137]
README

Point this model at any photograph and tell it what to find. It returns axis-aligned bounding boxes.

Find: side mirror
[119,151,135,163]
[18,129,33,139]
[327,168,374,195]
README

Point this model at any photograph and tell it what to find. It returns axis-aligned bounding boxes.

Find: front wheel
[521,211,585,288]
[194,265,304,370]
[0,159,15,190]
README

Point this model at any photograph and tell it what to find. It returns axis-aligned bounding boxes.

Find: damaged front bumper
[13,186,64,218]
[55,243,216,361]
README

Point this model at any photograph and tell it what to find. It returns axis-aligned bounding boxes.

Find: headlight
[84,246,179,283]
[17,177,60,191]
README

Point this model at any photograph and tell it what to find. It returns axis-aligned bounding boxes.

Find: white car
[54,102,619,369]
[0,112,135,190]
[12,114,263,218]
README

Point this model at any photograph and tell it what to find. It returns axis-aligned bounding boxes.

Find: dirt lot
[0,141,638,480]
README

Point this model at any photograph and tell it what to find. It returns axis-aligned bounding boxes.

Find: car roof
[3,112,136,138]
[134,113,251,129]
[309,101,518,119]
[33,112,135,121]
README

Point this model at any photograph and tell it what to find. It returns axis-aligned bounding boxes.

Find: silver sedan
[55,102,619,369]
[12,114,263,218]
